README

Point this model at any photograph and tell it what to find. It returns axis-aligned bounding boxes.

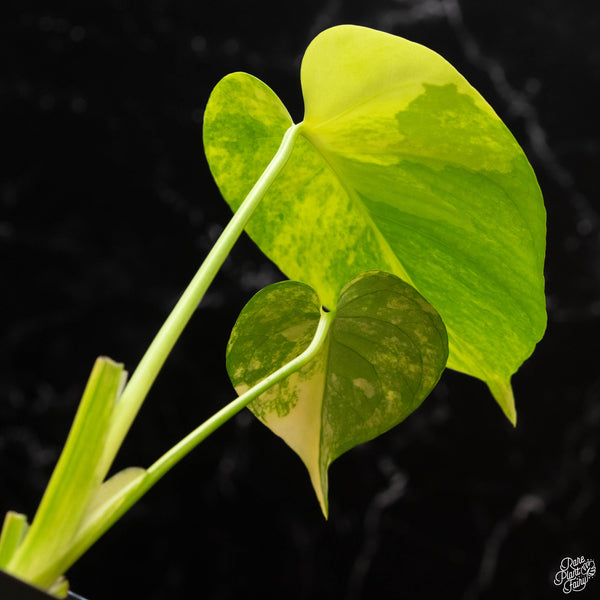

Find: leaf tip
[318,481,331,520]
[307,464,330,520]
[487,377,517,426]
[320,502,329,521]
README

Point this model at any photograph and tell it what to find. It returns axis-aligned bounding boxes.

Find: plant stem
[0,512,28,569]
[98,123,302,476]
[6,358,125,587]
[39,307,335,583]
[144,306,335,488]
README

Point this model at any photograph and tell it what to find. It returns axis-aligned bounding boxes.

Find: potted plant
[0,25,546,598]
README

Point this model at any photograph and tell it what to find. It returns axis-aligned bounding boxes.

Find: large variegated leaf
[204,25,546,424]
[226,271,448,516]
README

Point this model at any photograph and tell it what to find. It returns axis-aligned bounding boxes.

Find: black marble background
[1,1,599,599]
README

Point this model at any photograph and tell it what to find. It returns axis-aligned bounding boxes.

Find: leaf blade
[226,272,448,516]
[204,26,546,420]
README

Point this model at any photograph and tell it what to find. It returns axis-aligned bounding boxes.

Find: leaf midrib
[298,124,415,294]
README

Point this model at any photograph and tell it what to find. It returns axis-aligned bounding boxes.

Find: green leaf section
[204,25,547,423]
[203,72,294,207]
[226,271,448,516]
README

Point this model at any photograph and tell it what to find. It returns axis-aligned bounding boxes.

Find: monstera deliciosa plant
[0,25,545,598]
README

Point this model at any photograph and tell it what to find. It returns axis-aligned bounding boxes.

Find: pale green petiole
[0,512,28,569]
[21,306,336,589]
[145,305,335,487]
[1,122,305,594]
[5,357,126,589]
[98,122,302,478]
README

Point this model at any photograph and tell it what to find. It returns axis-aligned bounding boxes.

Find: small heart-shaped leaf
[226,271,448,516]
